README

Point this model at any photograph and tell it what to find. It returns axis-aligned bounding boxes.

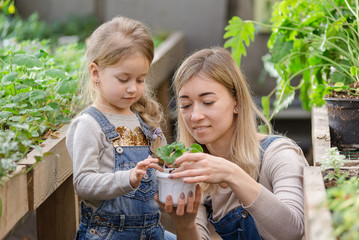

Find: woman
[157,47,308,240]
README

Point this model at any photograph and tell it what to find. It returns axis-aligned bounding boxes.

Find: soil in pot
[324,98,359,150]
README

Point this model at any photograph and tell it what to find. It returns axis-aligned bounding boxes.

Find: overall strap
[134,112,155,141]
[257,136,281,182]
[82,107,120,142]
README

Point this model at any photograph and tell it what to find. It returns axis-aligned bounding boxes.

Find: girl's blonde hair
[80,16,164,131]
[173,47,271,191]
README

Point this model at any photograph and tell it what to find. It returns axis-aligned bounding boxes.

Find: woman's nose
[191,105,204,121]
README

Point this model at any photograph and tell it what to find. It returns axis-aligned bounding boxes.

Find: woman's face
[178,73,237,148]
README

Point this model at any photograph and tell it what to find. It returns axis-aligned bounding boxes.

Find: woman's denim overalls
[205,136,280,240]
[75,107,164,240]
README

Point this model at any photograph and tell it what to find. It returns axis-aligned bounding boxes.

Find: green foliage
[0,39,86,183]
[156,142,203,166]
[0,4,98,42]
[224,0,359,120]
[326,177,359,239]
[320,147,359,239]
[320,147,349,185]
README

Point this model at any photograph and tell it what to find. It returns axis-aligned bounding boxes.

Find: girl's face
[91,53,150,115]
[178,73,237,149]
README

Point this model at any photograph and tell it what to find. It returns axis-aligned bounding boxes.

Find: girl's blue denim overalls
[205,136,280,240]
[75,107,165,240]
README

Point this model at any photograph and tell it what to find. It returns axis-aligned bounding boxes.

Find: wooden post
[36,175,79,240]
[303,167,335,240]
[311,107,331,165]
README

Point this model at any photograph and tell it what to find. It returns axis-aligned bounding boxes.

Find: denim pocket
[124,168,158,201]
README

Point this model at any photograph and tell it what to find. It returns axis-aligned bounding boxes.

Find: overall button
[94,216,100,221]
[242,210,248,218]
[89,229,96,234]
[143,174,148,179]
[116,146,123,154]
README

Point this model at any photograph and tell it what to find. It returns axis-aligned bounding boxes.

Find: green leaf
[261,96,270,119]
[55,78,78,94]
[156,142,203,165]
[45,69,67,79]
[12,54,43,68]
[189,143,203,153]
[1,72,18,86]
[224,16,255,66]
[29,90,47,102]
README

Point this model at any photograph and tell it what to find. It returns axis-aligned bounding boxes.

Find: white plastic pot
[156,170,196,206]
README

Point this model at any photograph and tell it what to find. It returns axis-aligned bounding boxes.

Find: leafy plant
[156,142,203,167]
[224,0,359,121]
[319,147,359,239]
[0,39,86,183]
[320,147,349,185]
[326,177,359,239]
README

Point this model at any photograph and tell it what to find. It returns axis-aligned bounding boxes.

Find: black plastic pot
[324,98,359,150]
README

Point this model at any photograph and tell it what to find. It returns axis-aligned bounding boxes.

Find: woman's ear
[233,103,238,114]
[90,62,100,84]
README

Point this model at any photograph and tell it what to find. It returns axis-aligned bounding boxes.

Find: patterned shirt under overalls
[75,107,164,240]
[205,136,280,240]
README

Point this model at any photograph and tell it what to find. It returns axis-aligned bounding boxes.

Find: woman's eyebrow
[199,92,215,97]
[179,92,215,99]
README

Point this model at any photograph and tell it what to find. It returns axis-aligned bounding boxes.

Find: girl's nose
[127,82,137,93]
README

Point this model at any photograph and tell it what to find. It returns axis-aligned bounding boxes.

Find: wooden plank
[0,166,28,239]
[20,124,73,210]
[311,107,331,165]
[150,31,186,89]
[303,166,334,240]
[36,175,79,240]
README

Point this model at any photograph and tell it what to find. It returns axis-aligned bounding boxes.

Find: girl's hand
[155,184,202,225]
[130,155,162,188]
[169,152,238,185]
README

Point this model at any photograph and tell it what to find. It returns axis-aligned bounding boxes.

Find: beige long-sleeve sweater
[196,137,308,240]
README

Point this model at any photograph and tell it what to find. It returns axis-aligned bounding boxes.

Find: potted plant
[155,142,203,206]
[224,0,359,149]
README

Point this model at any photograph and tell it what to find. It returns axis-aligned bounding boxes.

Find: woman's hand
[156,184,202,235]
[130,155,162,188]
[169,152,238,185]
[170,152,260,205]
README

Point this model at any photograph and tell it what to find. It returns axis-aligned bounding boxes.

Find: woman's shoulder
[262,135,308,167]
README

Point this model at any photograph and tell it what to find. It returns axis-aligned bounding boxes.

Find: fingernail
[180,192,185,199]
[188,191,193,197]
[173,162,177,167]
[168,174,173,179]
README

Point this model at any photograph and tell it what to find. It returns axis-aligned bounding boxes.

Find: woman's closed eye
[180,104,191,109]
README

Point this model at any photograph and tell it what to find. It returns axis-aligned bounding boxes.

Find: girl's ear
[90,62,100,84]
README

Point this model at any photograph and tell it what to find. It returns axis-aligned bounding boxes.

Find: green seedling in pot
[156,142,203,168]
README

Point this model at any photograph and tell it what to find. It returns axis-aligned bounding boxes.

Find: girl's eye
[203,102,214,105]
[118,78,128,82]
[137,79,145,83]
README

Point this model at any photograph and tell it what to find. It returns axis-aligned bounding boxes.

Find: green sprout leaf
[156,142,203,165]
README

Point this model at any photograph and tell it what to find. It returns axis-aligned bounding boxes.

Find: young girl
[158,47,308,240]
[66,16,173,240]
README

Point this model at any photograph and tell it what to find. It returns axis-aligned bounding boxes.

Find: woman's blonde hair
[173,47,271,191]
[80,16,164,131]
